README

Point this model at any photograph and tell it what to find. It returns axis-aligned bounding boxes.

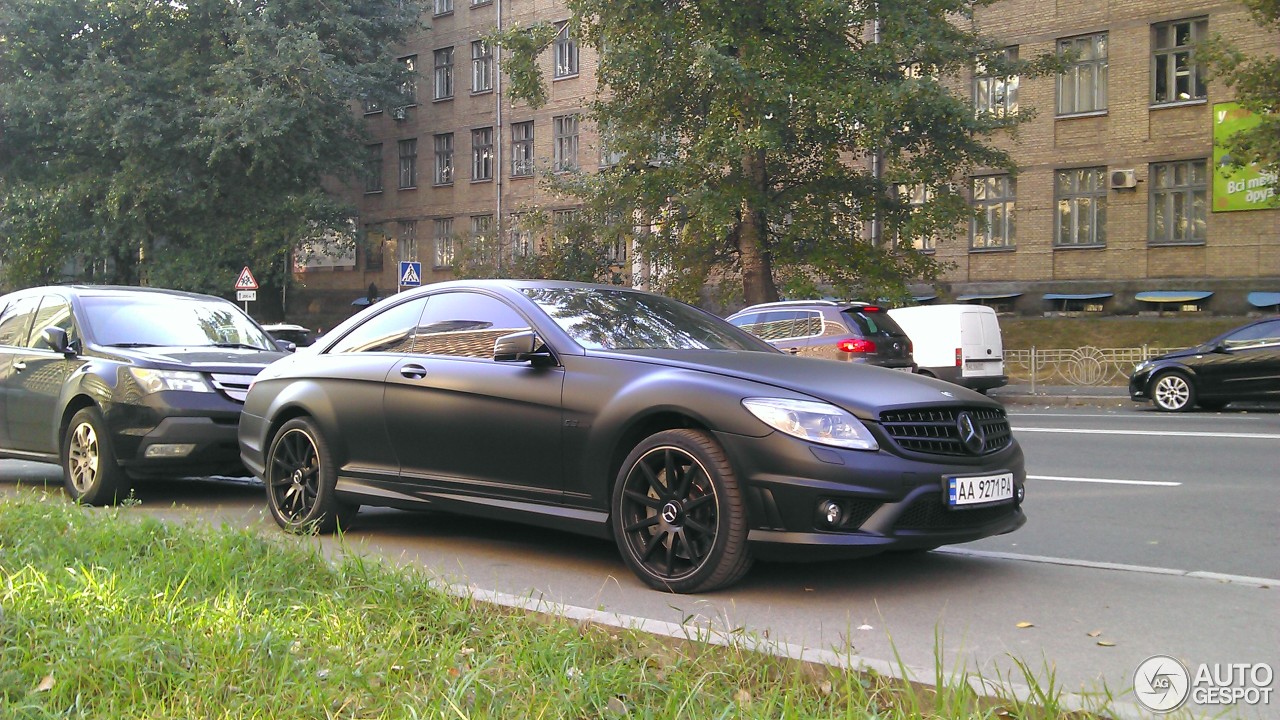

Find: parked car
[725,300,916,371]
[262,323,316,348]
[0,285,289,504]
[1129,316,1280,411]
[239,280,1026,593]
[887,304,1008,392]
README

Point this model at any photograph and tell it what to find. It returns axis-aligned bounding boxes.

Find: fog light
[144,443,196,458]
[818,500,844,528]
[1016,485,1025,503]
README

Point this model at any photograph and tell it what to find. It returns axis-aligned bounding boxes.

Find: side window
[797,311,825,338]
[327,298,429,354]
[27,296,76,350]
[1223,321,1280,349]
[413,292,531,359]
[0,296,40,348]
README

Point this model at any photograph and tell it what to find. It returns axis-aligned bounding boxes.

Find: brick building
[290,0,1279,327]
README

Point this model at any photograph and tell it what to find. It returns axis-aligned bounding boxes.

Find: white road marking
[1029,474,1180,487]
[1012,426,1280,440]
[935,548,1278,589]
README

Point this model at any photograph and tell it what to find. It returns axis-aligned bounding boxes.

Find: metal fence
[1003,346,1186,388]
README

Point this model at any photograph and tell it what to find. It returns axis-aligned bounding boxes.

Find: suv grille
[879,406,1011,456]
[208,372,258,403]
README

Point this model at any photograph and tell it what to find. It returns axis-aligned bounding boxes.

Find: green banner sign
[1212,102,1277,212]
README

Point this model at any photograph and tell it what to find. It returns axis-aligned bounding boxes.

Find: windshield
[80,296,276,349]
[523,287,775,352]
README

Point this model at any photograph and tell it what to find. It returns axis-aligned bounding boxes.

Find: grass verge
[0,494,1113,719]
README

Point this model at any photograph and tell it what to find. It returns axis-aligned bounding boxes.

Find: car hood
[96,346,287,373]
[1152,344,1212,361]
[594,348,994,418]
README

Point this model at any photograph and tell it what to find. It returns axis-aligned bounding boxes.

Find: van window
[842,309,907,338]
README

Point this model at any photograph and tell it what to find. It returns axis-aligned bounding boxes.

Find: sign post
[235,266,259,312]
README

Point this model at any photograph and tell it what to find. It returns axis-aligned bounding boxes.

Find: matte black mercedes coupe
[239,280,1026,593]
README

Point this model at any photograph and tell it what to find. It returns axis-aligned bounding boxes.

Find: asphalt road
[2,404,1277,718]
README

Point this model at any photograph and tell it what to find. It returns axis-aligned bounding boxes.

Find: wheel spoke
[624,489,662,509]
[683,494,714,513]
[676,528,704,564]
[671,460,698,500]
[637,458,667,499]
[684,517,714,540]
[640,531,666,562]
[664,531,676,574]
[625,515,660,533]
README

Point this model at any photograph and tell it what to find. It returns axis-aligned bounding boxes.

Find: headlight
[128,368,212,393]
[742,397,878,451]
[1133,360,1151,374]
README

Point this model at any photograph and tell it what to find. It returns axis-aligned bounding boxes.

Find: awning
[955,292,1023,302]
[1043,292,1113,301]
[1134,291,1213,303]
[911,293,938,302]
[1246,291,1280,308]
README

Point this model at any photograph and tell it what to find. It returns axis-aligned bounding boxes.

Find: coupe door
[1204,319,1280,399]
[383,291,565,502]
[6,295,80,453]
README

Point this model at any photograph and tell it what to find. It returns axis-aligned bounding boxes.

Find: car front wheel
[62,406,128,505]
[1152,371,1196,412]
[265,417,359,533]
[612,429,752,593]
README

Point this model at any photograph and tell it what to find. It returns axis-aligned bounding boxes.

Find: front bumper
[103,394,249,477]
[714,428,1026,561]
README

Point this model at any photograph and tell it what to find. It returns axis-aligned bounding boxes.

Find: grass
[1000,315,1253,351]
[0,492,1118,719]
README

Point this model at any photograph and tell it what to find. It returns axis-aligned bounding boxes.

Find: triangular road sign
[235,266,259,290]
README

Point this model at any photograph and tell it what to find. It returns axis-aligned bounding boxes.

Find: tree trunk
[737,146,777,305]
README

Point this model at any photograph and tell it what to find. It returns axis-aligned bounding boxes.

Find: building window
[363,226,385,271]
[598,121,624,167]
[552,209,578,246]
[362,97,382,115]
[471,127,493,181]
[1057,33,1107,115]
[1054,168,1107,247]
[511,121,534,177]
[433,218,454,268]
[433,133,453,185]
[398,55,417,106]
[899,184,936,252]
[397,139,416,189]
[974,47,1018,118]
[364,144,383,194]
[554,23,579,78]
[397,221,418,263]
[471,214,494,263]
[553,115,579,172]
[509,214,532,258]
[971,175,1015,249]
[433,0,452,15]
[1153,19,1208,105]
[471,40,493,93]
[1150,160,1207,245]
[433,47,454,101]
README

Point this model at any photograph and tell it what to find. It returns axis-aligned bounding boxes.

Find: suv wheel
[62,407,128,505]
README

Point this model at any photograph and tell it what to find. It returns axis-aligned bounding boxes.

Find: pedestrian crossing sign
[399,261,422,287]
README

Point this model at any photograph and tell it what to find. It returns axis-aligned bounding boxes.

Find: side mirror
[493,330,548,363]
[42,327,75,356]
[275,339,297,353]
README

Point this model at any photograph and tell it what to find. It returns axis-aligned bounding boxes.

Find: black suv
[727,300,916,371]
[0,285,288,504]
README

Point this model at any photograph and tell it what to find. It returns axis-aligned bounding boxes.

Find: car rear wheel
[62,407,128,505]
[1152,371,1196,412]
[612,429,752,593]
[265,417,358,533]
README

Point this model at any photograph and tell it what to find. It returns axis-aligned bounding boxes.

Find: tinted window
[80,296,275,349]
[413,292,531,359]
[525,287,771,352]
[731,310,820,341]
[0,296,39,347]
[327,298,428,354]
[27,296,77,350]
[842,308,906,338]
[1223,320,1280,349]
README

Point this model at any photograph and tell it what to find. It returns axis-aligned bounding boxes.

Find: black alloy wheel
[612,429,751,593]
[265,417,358,533]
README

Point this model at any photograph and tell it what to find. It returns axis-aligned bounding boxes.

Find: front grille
[208,372,258,403]
[879,406,1011,456]
[894,496,1017,530]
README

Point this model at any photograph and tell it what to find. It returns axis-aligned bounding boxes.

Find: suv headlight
[128,368,212,393]
[742,397,878,451]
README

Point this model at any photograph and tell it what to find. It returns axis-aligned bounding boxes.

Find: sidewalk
[988,383,1133,407]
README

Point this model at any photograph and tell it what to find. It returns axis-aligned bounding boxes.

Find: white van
[886,304,1008,391]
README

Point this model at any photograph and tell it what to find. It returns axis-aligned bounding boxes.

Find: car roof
[262,323,311,332]
[4,284,231,303]
[729,299,876,316]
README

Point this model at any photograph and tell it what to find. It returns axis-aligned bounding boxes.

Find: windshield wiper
[208,342,269,350]
[106,342,162,348]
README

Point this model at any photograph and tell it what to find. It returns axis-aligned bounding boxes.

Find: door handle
[399,363,427,379]
[13,361,26,371]
[784,347,800,355]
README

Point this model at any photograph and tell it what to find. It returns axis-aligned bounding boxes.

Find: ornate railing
[1003,346,1187,387]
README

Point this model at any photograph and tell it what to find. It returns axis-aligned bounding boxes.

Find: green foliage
[451,210,630,286]
[493,0,1053,306]
[0,0,425,294]
[1201,0,1280,179]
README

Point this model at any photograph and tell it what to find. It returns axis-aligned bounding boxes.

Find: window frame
[1149,159,1208,246]
[397,55,418,106]
[433,217,455,269]
[471,40,493,93]
[1057,32,1108,116]
[1152,18,1208,106]
[397,139,417,190]
[970,175,1016,250]
[1053,167,1107,248]
[364,143,383,194]
[433,47,454,101]
[433,133,454,186]
[973,47,1019,118]
[397,220,418,264]
[553,23,579,79]
[552,114,580,173]
[511,121,534,177]
[471,127,494,182]
[433,0,453,16]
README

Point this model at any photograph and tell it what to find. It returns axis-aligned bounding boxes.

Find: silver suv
[727,300,916,371]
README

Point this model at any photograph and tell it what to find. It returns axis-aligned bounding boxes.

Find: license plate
[946,472,1015,507]
[894,366,914,373]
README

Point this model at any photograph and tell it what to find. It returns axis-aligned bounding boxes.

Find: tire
[264,417,359,534]
[611,429,752,593]
[62,406,128,505]
[1151,371,1196,412]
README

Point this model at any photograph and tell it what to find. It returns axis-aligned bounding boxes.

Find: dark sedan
[1129,316,1280,411]
[0,285,288,504]
[239,280,1026,593]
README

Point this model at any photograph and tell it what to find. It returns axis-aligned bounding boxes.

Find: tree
[493,0,1052,306]
[0,0,424,294]
[1202,0,1280,182]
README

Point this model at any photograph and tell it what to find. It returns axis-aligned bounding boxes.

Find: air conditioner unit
[391,106,408,121]
[1110,169,1137,189]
